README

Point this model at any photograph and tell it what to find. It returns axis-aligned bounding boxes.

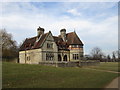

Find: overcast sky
[1,2,118,55]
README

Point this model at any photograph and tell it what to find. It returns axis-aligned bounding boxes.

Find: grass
[85,62,120,72]
[2,62,119,88]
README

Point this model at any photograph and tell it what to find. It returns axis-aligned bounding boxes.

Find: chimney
[60,29,66,42]
[37,26,44,37]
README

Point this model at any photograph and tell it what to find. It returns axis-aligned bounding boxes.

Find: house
[19,27,84,64]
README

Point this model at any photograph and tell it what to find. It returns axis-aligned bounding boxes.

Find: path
[105,77,119,88]
[83,68,120,88]
[83,68,120,74]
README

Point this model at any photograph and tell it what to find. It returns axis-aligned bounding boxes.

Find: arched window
[63,55,67,61]
[58,54,62,61]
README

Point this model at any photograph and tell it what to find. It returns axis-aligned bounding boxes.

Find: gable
[19,33,49,51]
[19,36,37,51]
[33,33,48,48]
[41,31,56,48]
[66,32,83,45]
[19,29,83,51]
[46,32,54,41]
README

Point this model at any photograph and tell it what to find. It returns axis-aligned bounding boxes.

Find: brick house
[19,27,84,64]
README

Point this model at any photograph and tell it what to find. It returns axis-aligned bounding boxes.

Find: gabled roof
[19,30,84,51]
[19,32,49,51]
[58,32,83,45]
[53,32,83,50]
[66,32,83,45]
[20,36,36,51]
[53,36,63,45]
[33,32,49,49]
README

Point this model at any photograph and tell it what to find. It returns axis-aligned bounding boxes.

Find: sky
[0,2,118,56]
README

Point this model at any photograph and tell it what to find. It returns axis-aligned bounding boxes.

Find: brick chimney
[37,26,44,37]
[60,29,66,42]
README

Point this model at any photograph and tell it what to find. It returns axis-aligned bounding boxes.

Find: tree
[112,52,116,62]
[0,29,18,60]
[107,55,111,62]
[90,47,104,61]
[18,39,26,50]
[114,50,120,62]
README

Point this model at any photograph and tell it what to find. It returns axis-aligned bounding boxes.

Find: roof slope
[19,31,83,51]
[66,32,83,45]
[20,36,36,51]
[19,33,48,51]
[33,33,48,49]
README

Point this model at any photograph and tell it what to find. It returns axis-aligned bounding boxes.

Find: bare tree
[90,47,104,61]
[111,51,120,62]
[112,51,116,62]
[107,54,111,62]
[0,29,18,60]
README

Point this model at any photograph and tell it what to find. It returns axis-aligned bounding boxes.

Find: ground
[2,62,119,88]
[105,76,119,88]
[84,62,120,72]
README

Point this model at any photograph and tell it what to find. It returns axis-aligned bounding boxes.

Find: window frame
[47,43,53,49]
[46,52,54,61]
[73,54,79,60]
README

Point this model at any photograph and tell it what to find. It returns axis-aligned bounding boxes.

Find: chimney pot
[60,29,66,42]
[37,26,44,36]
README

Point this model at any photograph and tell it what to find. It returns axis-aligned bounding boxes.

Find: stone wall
[70,48,83,61]
[41,32,58,62]
[80,60,100,67]
[39,60,100,67]
[19,32,58,64]
[19,49,42,64]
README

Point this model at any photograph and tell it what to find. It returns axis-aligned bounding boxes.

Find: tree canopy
[1,29,18,60]
[90,47,104,61]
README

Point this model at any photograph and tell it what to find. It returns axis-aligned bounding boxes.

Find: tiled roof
[66,32,83,45]
[19,36,37,51]
[33,33,48,49]
[19,33,48,51]
[19,31,83,51]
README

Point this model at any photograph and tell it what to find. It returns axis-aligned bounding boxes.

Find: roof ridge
[39,31,50,47]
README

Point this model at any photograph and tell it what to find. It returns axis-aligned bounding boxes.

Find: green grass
[2,62,118,88]
[86,62,120,72]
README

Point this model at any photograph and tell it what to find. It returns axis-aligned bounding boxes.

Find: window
[46,53,54,61]
[76,45,79,48]
[47,43,53,49]
[27,56,30,61]
[73,54,79,60]
[71,45,80,48]
[72,45,75,48]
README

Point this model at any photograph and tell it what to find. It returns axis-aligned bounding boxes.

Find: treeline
[84,47,120,62]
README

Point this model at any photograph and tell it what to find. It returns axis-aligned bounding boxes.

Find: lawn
[2,62,118,88]
[85,62,120,72]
